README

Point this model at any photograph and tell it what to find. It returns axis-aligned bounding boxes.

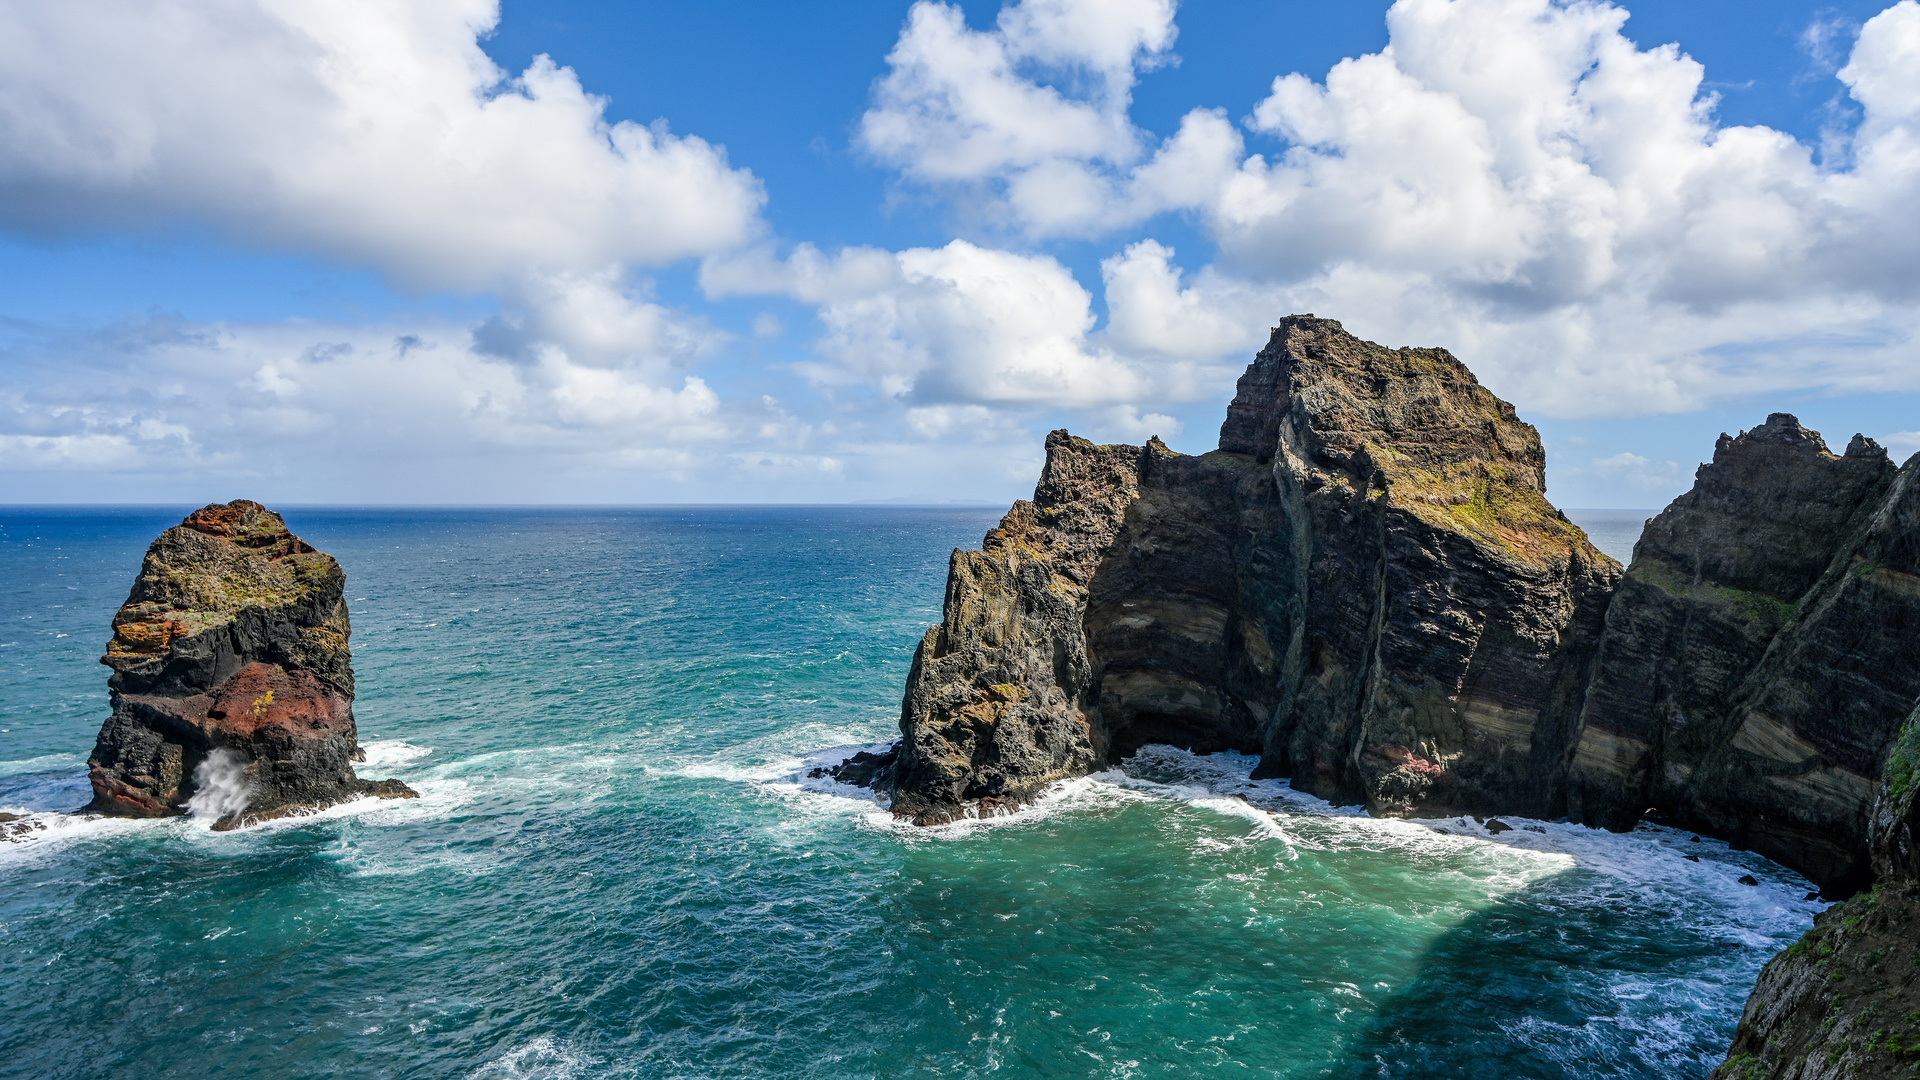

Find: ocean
[0,506,1815,1080]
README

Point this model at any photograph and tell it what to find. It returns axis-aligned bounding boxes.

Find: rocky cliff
[86,500,415,828]
[1570,416,1910,893]
[863,315,1621,823]
[1709,705,1920,1080]
[851,313,1920,1078]
[1701,452,1920,1079]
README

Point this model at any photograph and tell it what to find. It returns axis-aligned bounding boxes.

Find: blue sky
[0,0,1915,506]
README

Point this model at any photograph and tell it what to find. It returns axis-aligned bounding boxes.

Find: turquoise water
[0,507,1813,1080]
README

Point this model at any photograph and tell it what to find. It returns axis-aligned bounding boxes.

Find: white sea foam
[469,1036,600,1080]
[788,741,1817,931]
[357,739,434,769]
[186,749,252,825]
[0,753,83,778]
[0,807,166,864]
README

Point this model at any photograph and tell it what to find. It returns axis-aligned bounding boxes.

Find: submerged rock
[85,500,415,827]
[861,316,1621,823]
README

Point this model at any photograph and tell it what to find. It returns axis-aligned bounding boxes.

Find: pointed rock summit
[86,500,415,827]
[865,315,1621,824]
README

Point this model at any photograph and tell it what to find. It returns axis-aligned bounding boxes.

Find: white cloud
[1884,430,1920,459]
[1081,0,1920,419]
[1085,404,1182,443]
[0,0,766,292]
[855,0,1920,419]
[861,0,1222,236]
[861,0,1174,180]
[0,314,730,492]
[1582,450,1683,492]
[1100,239,1273,361]
[473,269,725,374]
[710,239,1174,407]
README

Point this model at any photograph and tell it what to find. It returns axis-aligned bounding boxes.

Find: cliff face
[1220,317,1620,817]
[1572,426,1919,893]
[867,313,1920,1077]
[1703,456,1920,1079]
[873,316,1620,823]
[1710,706,1920,1080]
[86,500,415,827]
[877,316,1920,884]
[886,434,1142,823]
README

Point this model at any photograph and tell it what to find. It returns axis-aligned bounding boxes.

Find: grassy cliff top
[106,501,341,659]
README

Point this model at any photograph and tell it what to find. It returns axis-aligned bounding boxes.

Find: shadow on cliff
[1316,859,1786,1080]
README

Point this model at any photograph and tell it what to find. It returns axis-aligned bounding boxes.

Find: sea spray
[186,749,252,826]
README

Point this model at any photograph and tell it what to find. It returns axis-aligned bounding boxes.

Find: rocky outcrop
[1570,416,1909,892]
[1709,705,1920,1080]
[864,316,1621,823]
[853,312,1920,1078]
[1703,455,1920,1078]
[1219,317,1620,817]
[86,500,415,828]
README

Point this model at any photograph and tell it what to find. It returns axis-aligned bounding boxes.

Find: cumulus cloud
[0,0,766,291]
[860,0,1238,235]
[1100,239,1275,361]
[708,239,1211,407]
[1082,0,1920,419]
[861,0,1920,419]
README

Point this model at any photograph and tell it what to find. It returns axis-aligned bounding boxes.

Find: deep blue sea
[0,506,1815,1080]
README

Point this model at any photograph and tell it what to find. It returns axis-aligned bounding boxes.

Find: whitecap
[357,739,434,769]
[469,1036,600,1080]
[0,753,84,778]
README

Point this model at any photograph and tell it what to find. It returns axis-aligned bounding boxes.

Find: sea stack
[85,500,415,828]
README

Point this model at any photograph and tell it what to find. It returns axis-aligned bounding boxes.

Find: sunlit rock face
[873,316,1620,825]
[86,500,415,827]
[872,313,1920,900]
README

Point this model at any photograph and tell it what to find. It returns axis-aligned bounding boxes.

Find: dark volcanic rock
[1655,452,1920,1079]
[880,433,1141,824]
[1571,418,1918,893]
[86,500,416,827]
[1220,316,1619,818]
[1711,705,1920,1080]
[873,316,1620,823]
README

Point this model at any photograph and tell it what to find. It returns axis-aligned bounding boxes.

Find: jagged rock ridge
[86,500,415,828]
[847,315,1920,1079]
[863,315,1621,824]
[1571,415,1915,893]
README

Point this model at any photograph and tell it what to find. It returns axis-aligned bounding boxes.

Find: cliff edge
[86,500,415,827]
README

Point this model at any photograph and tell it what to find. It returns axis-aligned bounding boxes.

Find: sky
[0,0,1916,507]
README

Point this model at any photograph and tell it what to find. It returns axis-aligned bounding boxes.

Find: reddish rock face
[86,500,415,825]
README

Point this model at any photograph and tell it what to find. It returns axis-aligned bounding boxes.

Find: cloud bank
[1,0,1919,504]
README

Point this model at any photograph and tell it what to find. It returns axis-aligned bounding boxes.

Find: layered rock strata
[867,316,1622,824]
[1711,704,1920,1080]
[86,500,415,828]
[1570,416,1910,891]
[854,312,1920,1078]
[1703,456,1920,1078]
